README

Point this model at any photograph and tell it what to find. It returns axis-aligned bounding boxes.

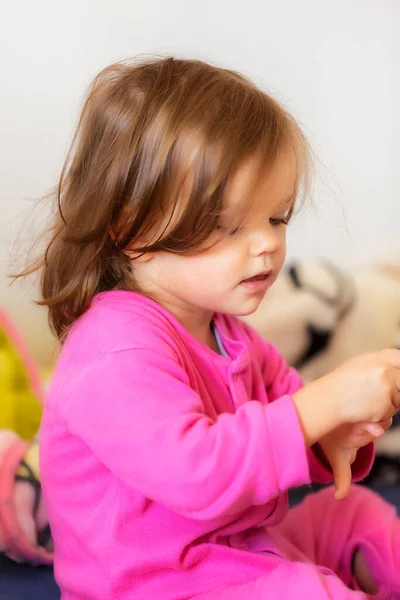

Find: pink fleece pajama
[40,291,400,599]
[194,485,400,600]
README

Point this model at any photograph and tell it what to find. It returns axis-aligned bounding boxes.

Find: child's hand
[318,419,392,500]
[292,349,400,447]
[326,350,400,424]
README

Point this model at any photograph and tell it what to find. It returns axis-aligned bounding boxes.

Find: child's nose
[250,225,280,256]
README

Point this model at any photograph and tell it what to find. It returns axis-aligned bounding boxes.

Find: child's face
[133,150,297,326]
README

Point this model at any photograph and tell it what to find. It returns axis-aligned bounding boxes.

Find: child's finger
[378,418,393,431]
[362,423,385,438]
[346,423,381,447]
[358,418,392,439]
[331,450,352,501]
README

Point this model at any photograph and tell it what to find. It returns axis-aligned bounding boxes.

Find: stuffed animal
[243,257,400,485]
[0,307,53,565]
[0,430,53,564]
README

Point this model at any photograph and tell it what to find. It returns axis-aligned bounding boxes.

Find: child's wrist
[291,380,342,446]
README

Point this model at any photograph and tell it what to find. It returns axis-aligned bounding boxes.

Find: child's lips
[240,271,273,291]
[241,270,272,283]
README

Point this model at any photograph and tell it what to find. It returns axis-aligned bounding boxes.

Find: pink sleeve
[60,346,313,521]
[350,444,375,481]
[243,325,374,483]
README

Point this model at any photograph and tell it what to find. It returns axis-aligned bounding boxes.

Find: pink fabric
[195,485,400,599]
[40,291,374,600]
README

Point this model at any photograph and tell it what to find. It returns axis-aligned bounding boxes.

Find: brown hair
[19,56,310,339]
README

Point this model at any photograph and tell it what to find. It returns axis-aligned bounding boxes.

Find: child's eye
[269,216,290,227]
[270,204,294,227]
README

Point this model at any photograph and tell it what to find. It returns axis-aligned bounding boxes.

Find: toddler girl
[28,57,400,599]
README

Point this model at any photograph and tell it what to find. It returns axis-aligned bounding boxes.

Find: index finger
[332,451,352,501]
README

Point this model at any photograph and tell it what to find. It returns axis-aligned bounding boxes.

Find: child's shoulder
[64,290,183,359]
[47,291,193,416]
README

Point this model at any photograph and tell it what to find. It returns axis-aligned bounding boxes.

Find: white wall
[0,0,398,365]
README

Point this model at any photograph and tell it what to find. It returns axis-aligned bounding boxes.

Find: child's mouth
[240,271,272,291]
[243,274,268,282]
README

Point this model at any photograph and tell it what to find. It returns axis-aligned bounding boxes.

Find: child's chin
[233,301,265,318]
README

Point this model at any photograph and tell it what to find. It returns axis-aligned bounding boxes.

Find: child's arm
[241,323,388,484]
[59,345,318,521]
[258,339,374,484]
